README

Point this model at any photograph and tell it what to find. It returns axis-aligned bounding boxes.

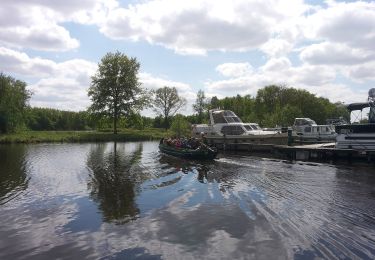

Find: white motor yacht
[202,109,287,145]
[335,88,375,150]
[293,118,337,142]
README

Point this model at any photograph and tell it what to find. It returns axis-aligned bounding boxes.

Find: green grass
[0,128,171,143]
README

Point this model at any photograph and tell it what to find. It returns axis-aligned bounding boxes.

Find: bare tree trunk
[164,116,168,131]
[113,114,117,134]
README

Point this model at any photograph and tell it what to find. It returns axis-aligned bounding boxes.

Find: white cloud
[303,1,375,51]
[302,83,367,105]
[206,59,367,104]
[100,0,308,55]
[289,64,336,86]
[0,0,117,51]
[260,38,294,58]
[0,47,56,77]
[300,42,375,65]
[140,73,191,92]
[300,0,375,68]
[29,59,97,111]
[0,47,96,110]
[261,57,292,72]
[216,63,253,78]
[346,61,375,82]
[30,78,92,111]
[0,25,79,52]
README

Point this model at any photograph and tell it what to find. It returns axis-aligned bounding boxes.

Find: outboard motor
[368,88,375,123]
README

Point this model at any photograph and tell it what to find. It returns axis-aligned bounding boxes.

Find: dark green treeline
[25,107,155,131]
[206,85,350,127]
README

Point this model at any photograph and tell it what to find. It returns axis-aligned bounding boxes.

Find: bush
[170,115,191,137]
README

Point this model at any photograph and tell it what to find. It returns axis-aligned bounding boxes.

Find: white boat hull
[205,133,288,145]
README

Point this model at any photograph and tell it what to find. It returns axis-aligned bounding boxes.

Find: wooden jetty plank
[206,138,375,163]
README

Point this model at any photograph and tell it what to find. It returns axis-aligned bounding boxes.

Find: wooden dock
[210,141,375,163]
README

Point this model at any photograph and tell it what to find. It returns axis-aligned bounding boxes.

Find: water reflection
[0,144,29,205]
[158,155,211,183]
[86,142,146,224]
[0,142,375,259]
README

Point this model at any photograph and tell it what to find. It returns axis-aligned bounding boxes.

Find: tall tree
[152,86,186,130]
[0,73,31,133]
[88,52,147,134]
[193,90,208,123]
[210,96,219,109]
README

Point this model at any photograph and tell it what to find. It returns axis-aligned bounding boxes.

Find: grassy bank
[0,128,171,144]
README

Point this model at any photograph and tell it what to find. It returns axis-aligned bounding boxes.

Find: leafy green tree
[126,113,144,130]
[207,85,349,127]
[152,115,164,128]
[0,73,31,133]
[152,86,186,130]
[210,96,220,109]
[141,116,154,128]
[170,114,191,137]
[88,52,147,134]
[193,90,209,123]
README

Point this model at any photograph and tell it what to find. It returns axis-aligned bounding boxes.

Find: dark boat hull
[159,144,217,160]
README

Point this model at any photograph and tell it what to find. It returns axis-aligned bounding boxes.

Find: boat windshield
[212,110,242,124]
[294,118,316,126]
[251,124,261,130]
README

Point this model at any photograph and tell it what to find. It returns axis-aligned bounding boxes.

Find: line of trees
[0,51,350,134]
[204,85,350,127]
[0,73,31,133]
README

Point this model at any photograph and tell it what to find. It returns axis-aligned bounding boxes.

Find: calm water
[1,142,375,259]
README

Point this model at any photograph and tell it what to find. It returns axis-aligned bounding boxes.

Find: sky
[0,0,374,116]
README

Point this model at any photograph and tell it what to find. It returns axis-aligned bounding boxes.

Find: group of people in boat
[161,137,203,150]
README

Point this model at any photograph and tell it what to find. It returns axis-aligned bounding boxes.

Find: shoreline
[0,129,170,144]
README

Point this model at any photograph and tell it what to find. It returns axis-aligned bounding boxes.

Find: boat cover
[346,102,369,111]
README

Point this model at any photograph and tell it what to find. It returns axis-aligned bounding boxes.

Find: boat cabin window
[244,124,261,130]
[244,125,252,131]
[304,126,311,133]
[221,125,245,135]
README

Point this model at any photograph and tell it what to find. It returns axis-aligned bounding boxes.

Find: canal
[0,141,375,259]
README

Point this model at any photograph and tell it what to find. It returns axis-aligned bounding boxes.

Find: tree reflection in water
[0,144,29,205]
[86,142,144,224]
[158,155,211,183]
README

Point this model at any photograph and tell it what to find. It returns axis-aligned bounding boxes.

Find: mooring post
[287,129,293,146]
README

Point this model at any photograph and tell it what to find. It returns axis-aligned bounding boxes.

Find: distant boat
[159,139,218,160]
[335,88,375,150]
[292,118,337,142]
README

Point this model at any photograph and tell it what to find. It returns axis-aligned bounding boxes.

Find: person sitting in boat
[175,138,182,148]
[163,137,170,145]
[188,138,200,149]
[181,138,189,148]
[162,137,203,150]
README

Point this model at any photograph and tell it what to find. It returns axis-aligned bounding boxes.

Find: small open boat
[159,140,218,160]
